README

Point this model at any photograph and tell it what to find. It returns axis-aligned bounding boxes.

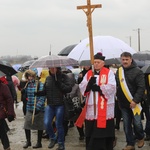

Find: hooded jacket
[115,61,145,108]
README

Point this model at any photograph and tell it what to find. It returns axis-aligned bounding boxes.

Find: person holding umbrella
[36,67,72,150]
[76,52,116,150]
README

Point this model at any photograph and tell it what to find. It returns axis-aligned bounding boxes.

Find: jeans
[121,108,144,146]
[44,105,64,145]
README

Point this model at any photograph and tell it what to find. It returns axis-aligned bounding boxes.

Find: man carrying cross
[78,52,116,150]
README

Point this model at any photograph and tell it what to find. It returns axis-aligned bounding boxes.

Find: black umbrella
[0,60,17,76]
[134,60,150,68]
[58,44,77,56]
[79,58,121,66]
[132,51,150,68]
[19,60,35,72]
[133,51,150,60]
[141,65,150,74]
[21,60,35,68]
[0,71,5,78]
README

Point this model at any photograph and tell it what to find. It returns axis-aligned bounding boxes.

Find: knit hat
[31,68,38,77]
[94,52,105,61]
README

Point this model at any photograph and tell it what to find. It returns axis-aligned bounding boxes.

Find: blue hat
[31,68,38,77]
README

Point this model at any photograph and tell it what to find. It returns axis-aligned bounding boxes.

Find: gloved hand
[21,89,25,94]
[91,84,104,95]
[35,109,40,115]
[7,115,14,122]
[91,84,101,91]
[85,77,96,92]
[34,92,37,96]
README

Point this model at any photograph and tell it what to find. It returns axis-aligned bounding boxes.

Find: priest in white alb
[75,52,116,150]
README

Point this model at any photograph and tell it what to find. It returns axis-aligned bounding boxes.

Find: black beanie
[94,52,105,61]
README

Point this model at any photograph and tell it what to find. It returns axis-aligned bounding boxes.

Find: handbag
[64,96,76,120]
[64,96,82,120]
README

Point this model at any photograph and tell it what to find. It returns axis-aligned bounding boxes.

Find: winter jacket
[42,72,72,106]
[6,75,17,102]
[77,68,90,84]
[0,81,15,119]
[115,61,145,108]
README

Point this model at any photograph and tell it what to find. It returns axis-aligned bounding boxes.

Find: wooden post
[77,0,102,116]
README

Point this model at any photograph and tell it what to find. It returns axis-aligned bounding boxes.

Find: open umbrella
[79,58,121,66]
[141,65,150,74]
[0,60,17,76]
[132,51,150,68]
[133,51,150,60]
[29,55,78,69]
[68,36,136,61]
[0,71,5,78]
[58,44,77,56]
[21,60,35,68]
[19,60,35,72]
[12,64,21,72]
[134,60,150,68]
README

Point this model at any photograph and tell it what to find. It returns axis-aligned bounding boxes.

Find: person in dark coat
[20,73,28,116]
[0,77,15,150]
[6,75,17,104]
[63,73,83,140]
[77,66,91,84]
[115,52,145,150]
[36,67,72,150]
[141,74,150,141]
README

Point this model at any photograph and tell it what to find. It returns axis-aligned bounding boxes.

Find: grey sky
[0,0,150,58]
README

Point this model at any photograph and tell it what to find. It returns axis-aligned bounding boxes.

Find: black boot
[23,141,31,148]
[32,143,42,149]
[56,143,65,150]
[33,130,43,149]
[48,139,57,148]
[23,129,31,148]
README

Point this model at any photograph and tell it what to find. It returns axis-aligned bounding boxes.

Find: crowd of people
[0,52,150,150]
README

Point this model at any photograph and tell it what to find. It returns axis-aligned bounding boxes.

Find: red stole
[75,67,109,128]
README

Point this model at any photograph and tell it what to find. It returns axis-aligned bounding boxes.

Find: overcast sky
[0,0,150,58]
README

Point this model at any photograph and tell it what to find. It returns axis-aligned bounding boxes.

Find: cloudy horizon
[0,0,150,58]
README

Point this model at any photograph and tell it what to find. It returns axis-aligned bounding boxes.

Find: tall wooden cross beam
[77,0,102,116]
[77,0,102,66]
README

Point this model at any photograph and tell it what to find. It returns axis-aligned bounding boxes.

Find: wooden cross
[77,0,102,116]
[77,0,102,66]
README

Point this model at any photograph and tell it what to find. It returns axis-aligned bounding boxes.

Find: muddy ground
[0,102,150,150]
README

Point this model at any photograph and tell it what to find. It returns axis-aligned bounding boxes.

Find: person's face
[28,75,34,81]
[84,66,91,70]
[49,67,57,74]
[94,59,104,71]
[121,56,132,68]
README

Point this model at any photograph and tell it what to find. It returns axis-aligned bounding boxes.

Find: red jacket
[0,81,15,119]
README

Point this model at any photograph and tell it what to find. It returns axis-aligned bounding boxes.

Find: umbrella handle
[55,73,57,81]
